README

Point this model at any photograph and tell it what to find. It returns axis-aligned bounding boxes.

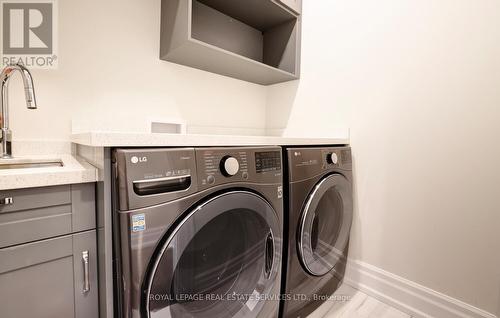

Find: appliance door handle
[264,230,274,279]
[311,213,319,252]
[82,251,90,294]
[133,175,191,196]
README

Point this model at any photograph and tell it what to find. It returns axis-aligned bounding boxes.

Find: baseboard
[343,259,497,318]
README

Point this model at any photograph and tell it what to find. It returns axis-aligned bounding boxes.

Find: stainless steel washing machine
[280,146,353,318]
[112,147,284,318]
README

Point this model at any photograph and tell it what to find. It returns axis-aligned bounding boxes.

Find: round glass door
[298,174,353,276]
[145,191,281,318]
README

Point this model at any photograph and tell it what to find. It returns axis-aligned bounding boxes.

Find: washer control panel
[114,147,283,209]
[199,149,248,183]
[196,147,282,189]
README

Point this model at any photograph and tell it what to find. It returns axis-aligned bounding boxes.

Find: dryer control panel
[287,146,352,183]
[196,147,282,190]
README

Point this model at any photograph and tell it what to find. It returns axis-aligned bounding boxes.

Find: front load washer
[280,147,353,318]
[112,147,284,318]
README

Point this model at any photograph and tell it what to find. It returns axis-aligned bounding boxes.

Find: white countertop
[70,131,350,147]
[0,132,348,190]
[0,154,98,190]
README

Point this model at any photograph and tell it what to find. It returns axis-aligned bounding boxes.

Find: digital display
[255,151,281,173]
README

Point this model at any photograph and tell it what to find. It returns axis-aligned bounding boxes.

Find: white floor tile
[308,285,411,318]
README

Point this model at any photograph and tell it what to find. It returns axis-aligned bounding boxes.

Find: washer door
[145,191,281,318]
[298,174,353,276]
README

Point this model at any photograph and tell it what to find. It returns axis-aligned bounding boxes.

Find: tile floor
[308,285,412,318]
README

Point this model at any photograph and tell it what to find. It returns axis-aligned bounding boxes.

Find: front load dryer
[280,147,353,318]
[112,147,284,318]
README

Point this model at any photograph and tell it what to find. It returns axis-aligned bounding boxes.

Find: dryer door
[145,191,281,318]
[298,174,353,276]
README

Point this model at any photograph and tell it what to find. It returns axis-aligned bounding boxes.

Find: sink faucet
[0,64,38,159]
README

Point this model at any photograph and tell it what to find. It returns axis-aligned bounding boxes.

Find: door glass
[299,174,352,276]
[311,187,343,261]
[170,210,265,315]
[147,192,280,318]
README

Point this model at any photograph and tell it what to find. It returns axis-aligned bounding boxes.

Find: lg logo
[131,156,147,164]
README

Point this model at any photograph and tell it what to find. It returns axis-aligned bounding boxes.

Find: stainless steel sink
[0,158,64,170]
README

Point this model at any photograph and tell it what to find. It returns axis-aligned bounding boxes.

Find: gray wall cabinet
[0,183,98,318]
[160,0,302,85]
[276,0,302,14]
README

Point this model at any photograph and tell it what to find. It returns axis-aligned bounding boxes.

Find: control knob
[326,152,338,165]
[220,156,239,177]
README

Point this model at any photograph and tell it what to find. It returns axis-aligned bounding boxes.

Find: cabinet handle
[0,197,13,205]
[82,251,90,293]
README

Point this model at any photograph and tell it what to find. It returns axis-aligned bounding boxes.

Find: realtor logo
[1,0,58,68]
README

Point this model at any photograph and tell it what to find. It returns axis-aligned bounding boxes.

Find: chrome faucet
[0,64,38,159]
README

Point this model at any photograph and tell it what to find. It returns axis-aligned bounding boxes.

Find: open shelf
[160,0,301,85]
[197,0,296,30]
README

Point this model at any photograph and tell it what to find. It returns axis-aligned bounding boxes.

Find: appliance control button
[326,152,338,165]
[220,156,239,177]
[242,172,249,179]
[207,175,215,184]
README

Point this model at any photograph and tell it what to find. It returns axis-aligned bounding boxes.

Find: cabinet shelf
[160,0,301,85]
[197,0,296,30]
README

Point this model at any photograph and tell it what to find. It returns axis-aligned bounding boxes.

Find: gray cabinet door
[0,230,98,318]
[73,230,99,318]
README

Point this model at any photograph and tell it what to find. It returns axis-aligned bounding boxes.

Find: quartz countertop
[0,154,98,190]
[1,131,348,190]
[70,131,350,147]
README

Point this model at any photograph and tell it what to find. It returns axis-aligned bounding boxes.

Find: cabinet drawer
[0,183,96,248]
[0,184,71,213]
[0,230,99,318]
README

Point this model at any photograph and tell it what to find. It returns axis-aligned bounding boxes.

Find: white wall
[6,0,268,141]
[267,0,500,315]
